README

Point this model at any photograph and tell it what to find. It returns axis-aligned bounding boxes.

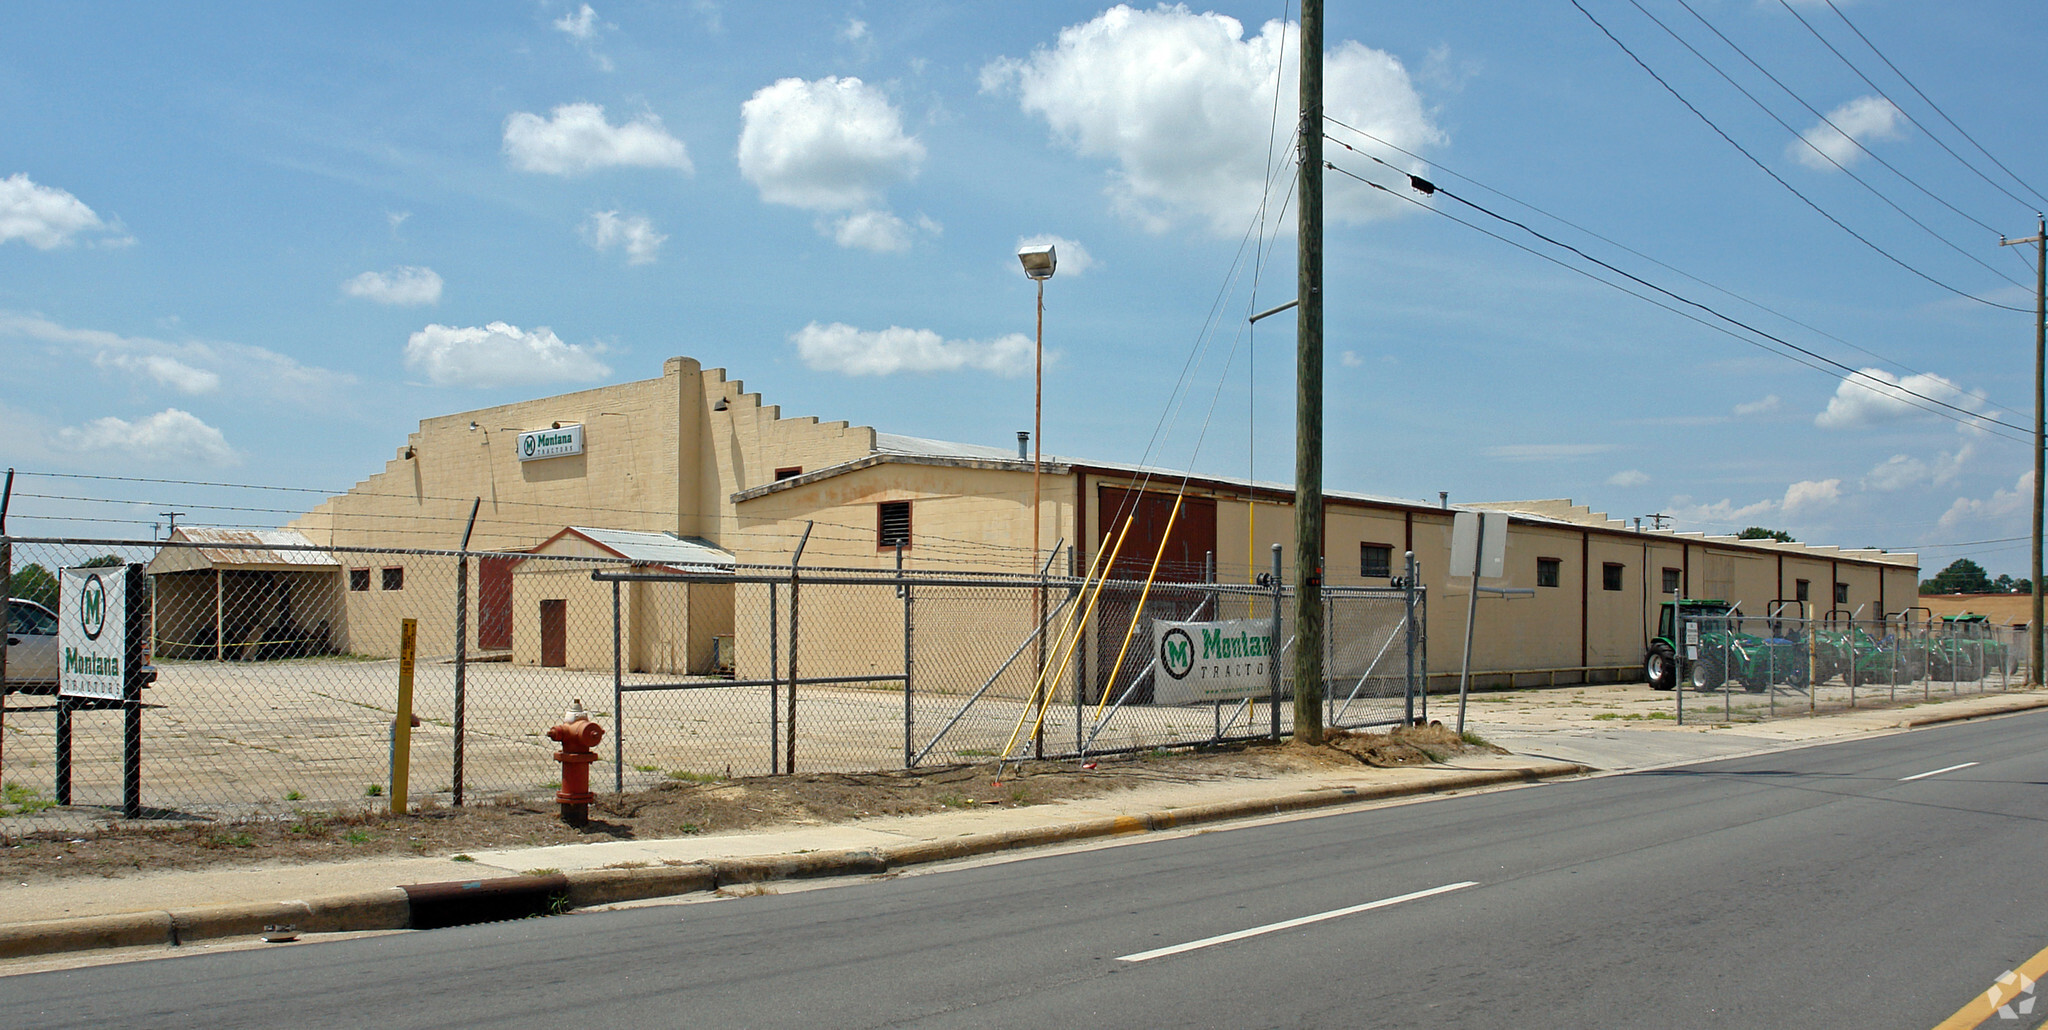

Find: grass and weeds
[0,782,56,817]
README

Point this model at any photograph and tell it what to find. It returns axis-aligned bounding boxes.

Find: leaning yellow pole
[999,511,1138,761]
[1096,494,1185,721]
[391,618,416,815]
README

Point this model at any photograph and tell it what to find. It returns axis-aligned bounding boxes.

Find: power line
[1813,0,2048,211]
[1325,157,2029,443]
[1668,0,2014,241]
[1322,119,2023,416]
[1776,0,2044,214]
[1569,0,2031,313]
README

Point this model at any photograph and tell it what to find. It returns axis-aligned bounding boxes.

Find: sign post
[57,563,147,817]
[1450,512,1529,735]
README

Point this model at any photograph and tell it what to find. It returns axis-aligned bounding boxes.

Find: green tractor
[1809,607,1918,686]
[1645,600,1808,693]
[1929,613,2012,681]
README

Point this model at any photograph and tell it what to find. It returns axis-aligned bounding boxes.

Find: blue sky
[3,1,2044,581]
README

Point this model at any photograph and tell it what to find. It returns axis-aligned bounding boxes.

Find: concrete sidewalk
[1,683,2041,966]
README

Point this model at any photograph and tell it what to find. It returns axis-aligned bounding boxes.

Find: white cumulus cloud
[404,322,611,388]
[1789,96,1903,171]
[738,76,926,248]
[554,3,598,39]
[1733,394,1781,417]
[1781,478,1841,515]
[503,103,692,176]
[983,5,1442,235]
[1816,368,1988,429]
[792,322,1035,377]
[1668,495,1778,527]
[0,311,347,402]
[1864,443,1970,492]
[1607,469,1650,487]
[552,4,613,71]
[580,210,665,264]
[52,409,239,466]
[1940,470,2032,530]
[0,173,130,249]
[342,266,443,306]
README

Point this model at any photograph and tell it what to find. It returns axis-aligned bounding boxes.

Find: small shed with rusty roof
[146,527,342,660]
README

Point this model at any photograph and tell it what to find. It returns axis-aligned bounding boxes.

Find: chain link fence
[2,536,1426,833]
[1671,607,2028,725]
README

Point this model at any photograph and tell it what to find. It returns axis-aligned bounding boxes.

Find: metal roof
[566,527,734,569]
[870,432,1436,509]
[147,528,339,574]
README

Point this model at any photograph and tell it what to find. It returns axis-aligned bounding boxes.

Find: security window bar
[878,501,912,550]
[1361,544,1392,579]
[1536,557,1560,588]
[1602,562,1625,591]
[1662,568,1680,595]
[1834,582,1848,605]
[382,567,404,591]
[349,569,371,592]
[1796,579,1810,603]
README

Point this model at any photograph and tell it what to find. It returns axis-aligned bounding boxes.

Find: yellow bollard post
[392,618,416,815]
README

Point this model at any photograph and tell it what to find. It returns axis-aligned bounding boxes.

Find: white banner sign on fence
[1152,617,1276,705]
[59,565,127,701]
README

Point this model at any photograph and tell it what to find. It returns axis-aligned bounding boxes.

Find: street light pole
[1293,0,1326,744]
[1018,243,1057,756]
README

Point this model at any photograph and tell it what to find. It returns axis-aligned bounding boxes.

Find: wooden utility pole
[1293,0,1326,744]
[1999,216,2045,685]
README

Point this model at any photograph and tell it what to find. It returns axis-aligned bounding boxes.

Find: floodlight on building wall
[1017,244,1056,281]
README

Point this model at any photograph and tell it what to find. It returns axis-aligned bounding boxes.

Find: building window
[878,501,912,550]
[1661,568,1680,595]
[1536,557,1560,588]
[349,568,370,592]
[775,466,803,481]
[1602,562,1625,591]
[382,566,404,591]
[1834,581,1848,605]
[1361,543,1392,579]
[1796,579,1810,603]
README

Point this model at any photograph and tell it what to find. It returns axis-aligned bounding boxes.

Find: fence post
[122,562,144,820]
[1269,544,1283,741]
[613,578,623,794]
[453,499,478,807]
[900,543,913,769]
[768,582,779,775]
[1676,604,1686,727]
[786,523,812,775]
[1403,551,1417,726]
[1071,546,1084,758]
[1,471,11,783]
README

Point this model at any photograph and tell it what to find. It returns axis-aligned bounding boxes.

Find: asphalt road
[6,712,2047,1029]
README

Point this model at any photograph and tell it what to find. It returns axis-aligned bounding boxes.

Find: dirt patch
[0,726,1490,881]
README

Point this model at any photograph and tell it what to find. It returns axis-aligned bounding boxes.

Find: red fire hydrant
[547,698,605,827]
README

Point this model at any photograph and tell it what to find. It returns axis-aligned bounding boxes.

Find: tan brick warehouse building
[281,356,1919,689]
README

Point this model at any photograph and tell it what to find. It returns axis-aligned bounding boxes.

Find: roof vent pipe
[1017,431,1030,460]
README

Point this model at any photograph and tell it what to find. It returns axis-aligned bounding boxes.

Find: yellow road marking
[1934,939,2048,1029]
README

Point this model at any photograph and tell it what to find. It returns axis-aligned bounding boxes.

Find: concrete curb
[1898,694,2048,729]
[0,760,1585,961]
